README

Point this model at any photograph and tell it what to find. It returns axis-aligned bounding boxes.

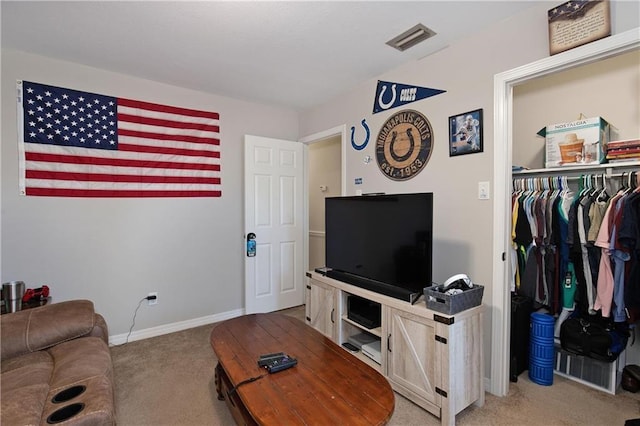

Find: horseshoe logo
[350,119,370,151]
[377,84,397,110]
[389,128,415,162]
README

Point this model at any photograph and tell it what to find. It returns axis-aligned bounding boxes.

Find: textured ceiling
[1,1,542,110]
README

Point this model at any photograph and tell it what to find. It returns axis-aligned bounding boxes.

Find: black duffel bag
[559,315,629,362]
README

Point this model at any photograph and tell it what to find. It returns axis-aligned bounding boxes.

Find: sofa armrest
[1,300,99,361]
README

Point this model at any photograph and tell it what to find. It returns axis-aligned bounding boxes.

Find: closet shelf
[513,160,640,176]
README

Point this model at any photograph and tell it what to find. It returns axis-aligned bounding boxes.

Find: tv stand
[305,270,484,426]
[325,270,421,304]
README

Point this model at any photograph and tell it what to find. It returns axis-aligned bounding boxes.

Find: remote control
[259,352,284,359]
[266,356,298,373]
[258,353,286,367]
[342,342,359,353]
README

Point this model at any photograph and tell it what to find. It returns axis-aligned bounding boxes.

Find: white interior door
[244,135,305,314]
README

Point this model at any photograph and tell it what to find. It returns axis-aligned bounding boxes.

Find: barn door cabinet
[305,278,337,339]
[305,271,484,426]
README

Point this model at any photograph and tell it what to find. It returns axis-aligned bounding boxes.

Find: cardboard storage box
[424,284,484,315]
[538,117,612,168]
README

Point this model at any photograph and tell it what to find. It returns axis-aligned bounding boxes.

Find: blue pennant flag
[373,80,446,114]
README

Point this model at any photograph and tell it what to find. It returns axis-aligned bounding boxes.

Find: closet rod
[513,172,636,180]
[561,172,633,180]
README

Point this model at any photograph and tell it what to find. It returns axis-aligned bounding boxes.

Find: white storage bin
[554,344,624,394]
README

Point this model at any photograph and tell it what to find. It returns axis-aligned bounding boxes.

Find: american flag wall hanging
[17,80,221,198]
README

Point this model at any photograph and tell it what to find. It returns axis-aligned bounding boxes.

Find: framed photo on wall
[449,108,483,157]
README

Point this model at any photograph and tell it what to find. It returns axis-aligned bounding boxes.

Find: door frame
[299,124,347,282]
[491,29,639,397]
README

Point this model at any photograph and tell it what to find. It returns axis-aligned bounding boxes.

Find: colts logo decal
[376,109,433,181]
[373,80,446,114]
[350,119,370,151]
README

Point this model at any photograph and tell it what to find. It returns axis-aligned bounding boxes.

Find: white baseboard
[109,308,245,346]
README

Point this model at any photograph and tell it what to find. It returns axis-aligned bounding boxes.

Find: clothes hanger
[597,173,609,202]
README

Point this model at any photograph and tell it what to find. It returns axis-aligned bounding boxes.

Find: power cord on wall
[120,294,157,345]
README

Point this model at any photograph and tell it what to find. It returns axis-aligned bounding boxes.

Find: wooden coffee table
[210,313,394,425]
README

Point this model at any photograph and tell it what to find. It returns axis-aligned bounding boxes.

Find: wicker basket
[424,284,484,315]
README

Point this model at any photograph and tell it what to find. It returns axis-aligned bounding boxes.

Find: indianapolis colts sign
[373,80,446,114]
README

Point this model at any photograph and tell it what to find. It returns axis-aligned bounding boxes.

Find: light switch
[478,181,490,200]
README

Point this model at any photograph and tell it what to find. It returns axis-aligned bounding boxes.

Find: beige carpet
[111,306,640,425]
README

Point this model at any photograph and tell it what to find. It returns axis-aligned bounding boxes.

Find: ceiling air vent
[386,24,436,52]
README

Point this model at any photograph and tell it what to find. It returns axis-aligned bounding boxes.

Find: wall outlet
[148,292,158,306]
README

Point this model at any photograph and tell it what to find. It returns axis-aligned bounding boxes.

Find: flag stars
[23,83,118,150]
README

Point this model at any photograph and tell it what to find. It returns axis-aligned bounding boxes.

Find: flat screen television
[324,192,433,304]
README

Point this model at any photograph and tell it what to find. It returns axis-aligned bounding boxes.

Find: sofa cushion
[1,300,96,361]
[1,338,115,426]
[42,337,115,426]
[1,351,53,425]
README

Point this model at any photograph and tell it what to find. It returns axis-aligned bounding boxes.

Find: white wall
[513,49,640,169]
[299,1,640,385]
[1,49,298,336]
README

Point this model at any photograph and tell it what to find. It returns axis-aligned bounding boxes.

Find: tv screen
[325,192,433,303]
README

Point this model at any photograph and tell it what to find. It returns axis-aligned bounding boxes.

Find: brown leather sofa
[1,300,115,425]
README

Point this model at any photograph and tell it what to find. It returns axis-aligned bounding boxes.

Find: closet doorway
[492,29,640,397]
